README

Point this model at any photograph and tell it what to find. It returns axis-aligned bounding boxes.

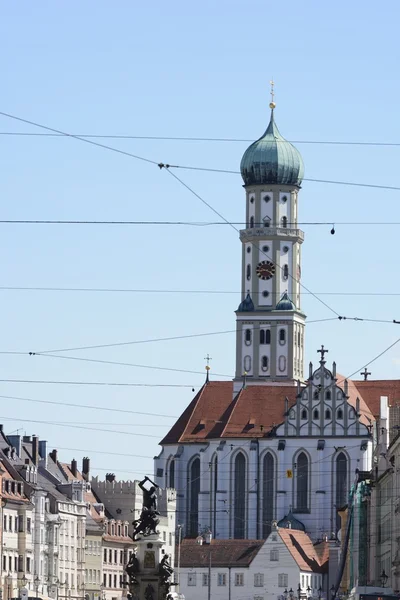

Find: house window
[325,409,331,419]
[114,550,117,563]
[278,574,288,587]
[337,408,344,420]
[18,516,23,532]
[113,575,117,588]
[218,573,227,586]
[108,574,112,588]
[263,453,274,537]
[2,556,5,571]
[103,574,107,587]
[234,453,246,539]
[3,515,6,532]
[27,517,31,533]
[26,557,31,573]
[8,556,12,571]
[245,329,252,345]
[14,556,18,572]
[103,548,107,563]
[10,516,13,531]
[261,356,269,371]
[296,452,309,511]
[235,573,244,586]
[202,574,209,586]
[270,548,279,561]
[188,457,200,537]
[254,573,264,587]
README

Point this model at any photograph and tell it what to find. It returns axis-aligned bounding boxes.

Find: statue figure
[139,476,159,512]
[125,550,140,586]
[159,554,174,585]
[132,507,160,540]
[144,584,155,600]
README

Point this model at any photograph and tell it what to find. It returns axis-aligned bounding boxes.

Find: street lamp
[284,589,289,600]
[297,584,302,600]
[380,570,388,588]
[34,576,40,598]
[307,586,312,599]
[318,586,323,600]
[289,588,295,600]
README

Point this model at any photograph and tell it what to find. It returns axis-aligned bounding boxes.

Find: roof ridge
[219,388,243,438]
[178,383,208,443]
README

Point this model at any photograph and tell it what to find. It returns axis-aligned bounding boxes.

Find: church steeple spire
[234,97,306,392]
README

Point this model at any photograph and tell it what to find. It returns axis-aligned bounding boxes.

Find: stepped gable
[279,529,324,572]
[352,379,400,418]
[178,539,264,568]
[335,373,374,425]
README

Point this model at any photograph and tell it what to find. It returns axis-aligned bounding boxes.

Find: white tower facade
[234,106,306,390]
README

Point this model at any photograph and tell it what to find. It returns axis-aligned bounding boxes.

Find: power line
[0,285,399,297]
[0,379,198,388]
[0,393,178,419]
[1,220,400,226]
[3,131,400,147]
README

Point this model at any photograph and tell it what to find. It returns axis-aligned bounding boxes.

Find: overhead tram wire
[4,130,400,147]
[0,379,199,388]
[3,220,400,226]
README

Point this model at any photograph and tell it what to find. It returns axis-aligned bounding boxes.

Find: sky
[0,0,400,481]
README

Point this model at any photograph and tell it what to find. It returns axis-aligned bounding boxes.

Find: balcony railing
[240,226,304,241]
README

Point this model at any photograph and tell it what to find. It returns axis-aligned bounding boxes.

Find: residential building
[178,523,327,600]
[101,519,131,600]
[84,514,103,600]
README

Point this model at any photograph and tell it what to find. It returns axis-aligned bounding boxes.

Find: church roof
[159,372,387,445]
[240,109,304,187]
[177,539,265,568]
[277,511,305,531]
[276,292,296,311]
[237,292,254,312]
[278,529,327,573]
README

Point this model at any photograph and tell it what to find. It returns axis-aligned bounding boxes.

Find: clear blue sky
[1,1,400,480]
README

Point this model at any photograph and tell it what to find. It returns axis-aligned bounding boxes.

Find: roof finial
[269,78,276,110]
[204,354,212,383]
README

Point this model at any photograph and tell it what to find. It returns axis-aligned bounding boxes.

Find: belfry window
[250,216,255,228]
[283,265,289,280]
[279,329,286,344]
[281,216,287,228]
[261,356,268,371]
[266,330,271,344]
[245,329,252,345]
[260,330,265,345]
[246,264,251,280]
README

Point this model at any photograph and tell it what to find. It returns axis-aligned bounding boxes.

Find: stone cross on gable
[317,345,329,362]
[360,367,371,381]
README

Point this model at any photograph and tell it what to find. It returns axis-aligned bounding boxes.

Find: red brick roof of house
[177,539,265,568]
[352,379,400,418]
[278,529,327,573]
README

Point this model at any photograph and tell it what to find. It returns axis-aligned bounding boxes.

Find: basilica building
[154,101,397,542]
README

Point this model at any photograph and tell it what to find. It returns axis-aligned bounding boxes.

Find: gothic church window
[301,409,307,420]
[336,453,347,529]
[262,453,274,537]
[337,408,343,420]
[188,457,200,537]
[233,453,246,539]
[313,409,319,419]
[169,460,175,489]
[325,409,331,419]
[326,391,331,400]
[296,452,309,512]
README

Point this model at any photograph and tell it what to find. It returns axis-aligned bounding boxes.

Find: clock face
[256,260,276,280]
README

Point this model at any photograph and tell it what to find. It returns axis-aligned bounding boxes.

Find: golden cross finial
[269,79,276,109]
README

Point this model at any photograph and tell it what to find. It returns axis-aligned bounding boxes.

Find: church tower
[234,95,306,390]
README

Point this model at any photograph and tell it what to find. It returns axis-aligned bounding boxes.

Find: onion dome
[237,293,254,312]
[240,107,304,186]
[277,510,305,532]
[276,292,296,311]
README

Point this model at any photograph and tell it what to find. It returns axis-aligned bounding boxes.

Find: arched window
[188,458,200,536]
[250,216,255,228]
[296,452,309,512]
[245,329,252,345]
[336,453,347,529]
[326,391,331,400]
[325,409,331,419]
[265,330,271,344]
[246,264,251,280]
[313,409,319,419]
[281,216,287,228]
[337,408,344,420]
[262,453,274,537]
[211,455,218,535]
[283,264,289,280]
[301,409,307,420]
[279,329,286,344]
[169,460,175,489]
[261,356,268,371]
[234,453,246,539]
[260,330,265,345]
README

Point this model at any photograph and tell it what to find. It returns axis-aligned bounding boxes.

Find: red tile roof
[178,539,264,568]
[352,379,400,418]
[279,529,325,573]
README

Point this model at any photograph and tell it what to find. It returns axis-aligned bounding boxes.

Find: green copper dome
[240,109,304,186]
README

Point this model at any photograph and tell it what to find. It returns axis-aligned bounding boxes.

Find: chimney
[7,436,21,457]
[106,473,116,483]
[82,457,90,481]
[71,459,78,477]
[38,441,47,460]
[50,449,58,463]
[32,436,39,467]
